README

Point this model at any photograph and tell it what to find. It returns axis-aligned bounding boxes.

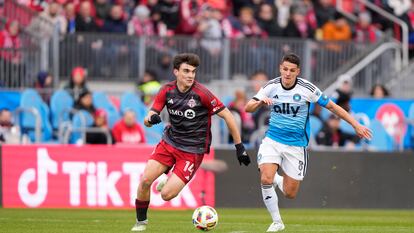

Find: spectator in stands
[354,12,381,43]
[116,0,135,20]
[256,3,284,37]
[102,5,127,33]
[314,0,337,28]
[74,90,95,115]
[149,6,169,36]
[331,75,353,112]
[128,5,154,36]
[248,70,270,129]
[316,114,360,148]
[223,5,268,57]
[231,0,252,17]
[370,84,390,98]
[38,1,67,36]
[86,108,112,144]
[0,109,14,144]
[284,7,315,39]
[300,0,318,31]
[229,89,255,143]
[176,0,200,35]
[237,7,264,38]
[64,2,76,34]
[112,110,146,144]
[153,52,174,81]
[0,20,22,87]
[65,66,90,102]
[197,4,223,56]
[249,70,269,97]
[158,0,180,34]
[275,0,293,29]
[138,70,161,105]
[321,12,351,42]
[34,71,53,104]
[95,0,112,28]
[76,1,99,32]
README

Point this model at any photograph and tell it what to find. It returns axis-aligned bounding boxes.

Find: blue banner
[351,98,414,149]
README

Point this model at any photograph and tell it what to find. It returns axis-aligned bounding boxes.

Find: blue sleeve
[317,94,330,107]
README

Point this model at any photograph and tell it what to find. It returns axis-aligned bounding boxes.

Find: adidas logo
[168,99,174,104]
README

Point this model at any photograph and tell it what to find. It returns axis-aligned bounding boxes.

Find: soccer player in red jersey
[131,53,251,231]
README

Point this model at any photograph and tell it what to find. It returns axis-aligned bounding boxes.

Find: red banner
[1,145,215,208]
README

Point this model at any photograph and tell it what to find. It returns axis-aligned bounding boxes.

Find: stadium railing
[58,34,366,85]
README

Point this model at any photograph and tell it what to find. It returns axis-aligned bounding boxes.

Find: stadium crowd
[2,0,391,42]
[0,0,411,151]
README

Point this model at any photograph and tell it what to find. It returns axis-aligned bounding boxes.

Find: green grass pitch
[0,208,413,232]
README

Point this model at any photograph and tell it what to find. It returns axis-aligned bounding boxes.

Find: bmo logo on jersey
[168,109,196,119]
[273,103,300,117]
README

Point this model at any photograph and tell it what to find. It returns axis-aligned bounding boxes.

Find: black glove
[148,114,161,125]
[235,143,251,166]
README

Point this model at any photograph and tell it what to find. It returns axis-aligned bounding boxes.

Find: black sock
[135,199,150,221]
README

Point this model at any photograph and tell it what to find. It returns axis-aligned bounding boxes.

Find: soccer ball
[192,205,218,231]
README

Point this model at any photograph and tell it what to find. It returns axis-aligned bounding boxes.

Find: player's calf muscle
[283,183,299,199]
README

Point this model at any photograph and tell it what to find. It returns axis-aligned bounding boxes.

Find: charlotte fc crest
[188,97,196,108]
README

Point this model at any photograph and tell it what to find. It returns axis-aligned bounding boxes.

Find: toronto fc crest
[188,97,196,108]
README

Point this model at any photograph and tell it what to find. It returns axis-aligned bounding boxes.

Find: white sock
[261,184,282,222]
[273,173,284,194]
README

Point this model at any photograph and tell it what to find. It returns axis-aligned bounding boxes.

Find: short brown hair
[281,53,300,67]
[173,53,200,70]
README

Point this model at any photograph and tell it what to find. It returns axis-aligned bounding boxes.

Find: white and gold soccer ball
[192,205,219,231]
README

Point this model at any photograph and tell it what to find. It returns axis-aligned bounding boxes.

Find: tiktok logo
[18,148,58,207]
[12,147,199,208]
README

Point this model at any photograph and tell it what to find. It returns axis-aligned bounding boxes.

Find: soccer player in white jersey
[245,53,372,232]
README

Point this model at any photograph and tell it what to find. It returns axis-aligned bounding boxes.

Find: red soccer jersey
[151,81,225,154]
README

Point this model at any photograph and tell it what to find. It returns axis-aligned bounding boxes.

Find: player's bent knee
[260,176,274,185]
[161,190,178,201]
[139,177,153,191]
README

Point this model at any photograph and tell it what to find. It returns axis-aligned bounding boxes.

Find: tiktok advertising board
[1,145,215,208]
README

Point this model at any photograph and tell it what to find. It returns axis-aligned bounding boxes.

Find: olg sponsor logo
[17,148,198,207]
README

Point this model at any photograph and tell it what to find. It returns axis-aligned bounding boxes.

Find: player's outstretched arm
[325,100,373,140]
[245,97,273,113]
[217,108,251,166]
[144,110,161,127]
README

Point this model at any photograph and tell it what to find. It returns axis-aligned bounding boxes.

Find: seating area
[223,94,414,152]
[0,87,411,152]
[14,88,162,145]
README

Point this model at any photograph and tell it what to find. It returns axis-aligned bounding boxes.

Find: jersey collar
[175,80,196,95]
[281,78,297,90]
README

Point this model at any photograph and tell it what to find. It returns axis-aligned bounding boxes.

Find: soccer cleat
[156,176,167,192]
[131,220,148,231]
[266,221,285,232]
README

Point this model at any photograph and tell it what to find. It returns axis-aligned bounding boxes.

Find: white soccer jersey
[254,77,330,147]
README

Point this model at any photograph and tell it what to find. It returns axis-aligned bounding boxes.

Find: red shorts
[150,140,204,184]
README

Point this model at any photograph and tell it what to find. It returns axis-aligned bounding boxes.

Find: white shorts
[257,137,309,181]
